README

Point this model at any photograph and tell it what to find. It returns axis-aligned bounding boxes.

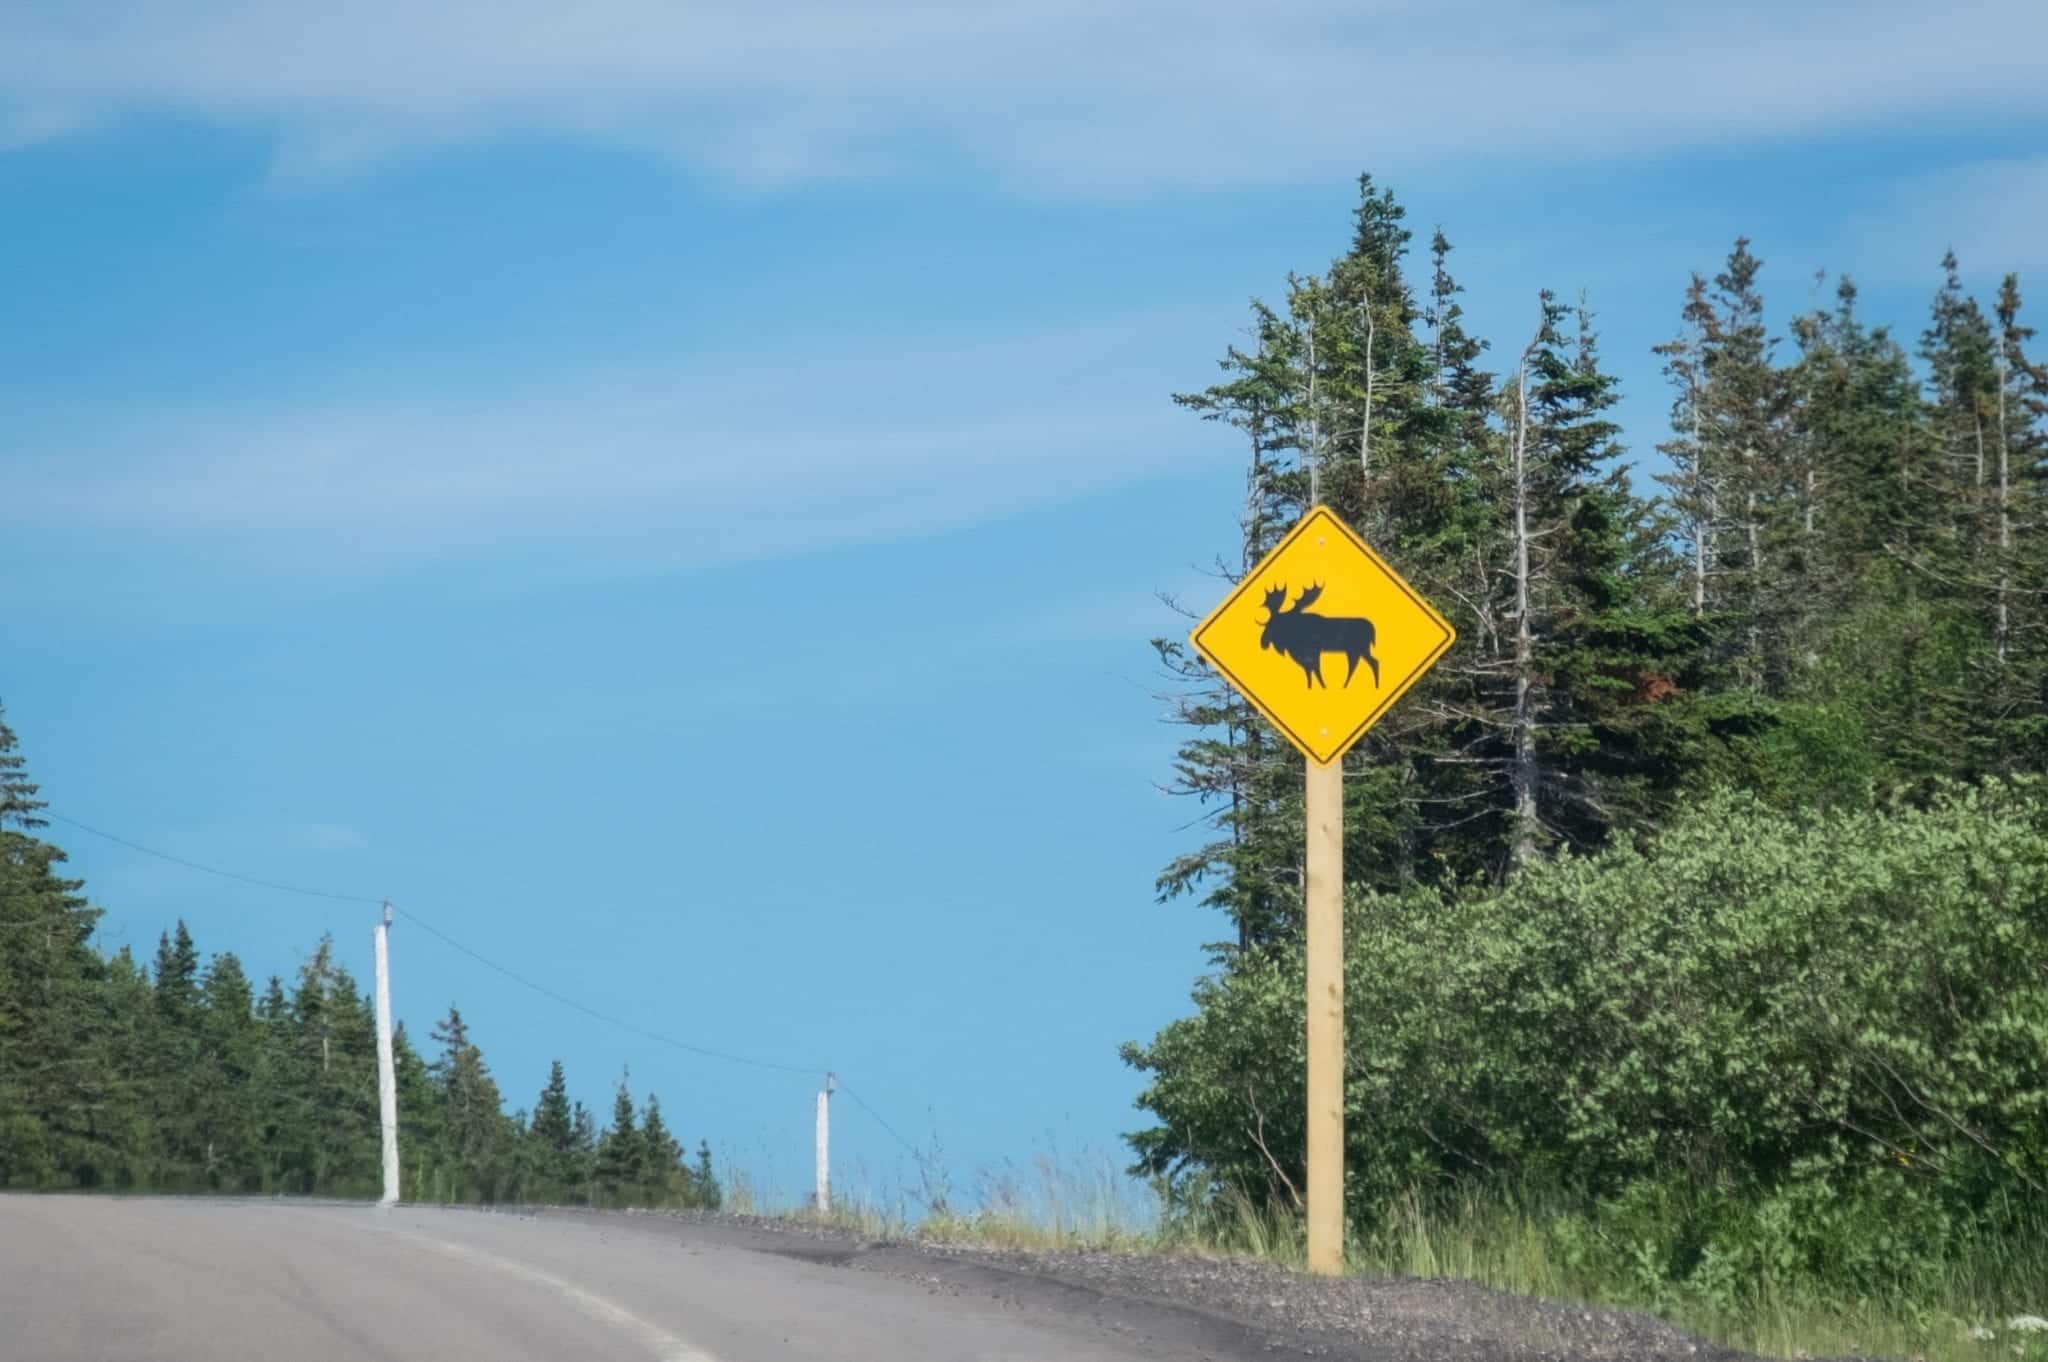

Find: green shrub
[1125,779,2048,1312]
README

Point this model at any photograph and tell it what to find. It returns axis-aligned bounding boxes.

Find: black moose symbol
[1260,583,1380,689]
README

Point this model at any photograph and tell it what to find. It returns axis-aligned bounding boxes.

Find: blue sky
[5,0,2047,1207]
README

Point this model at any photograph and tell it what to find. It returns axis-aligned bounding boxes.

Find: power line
[837,1080,922,1158]
[388,904,823,1078]
[44,812,888,1097]
[43,814,381,905]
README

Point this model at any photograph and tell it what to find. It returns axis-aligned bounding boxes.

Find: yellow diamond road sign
[1191,505,1455,766]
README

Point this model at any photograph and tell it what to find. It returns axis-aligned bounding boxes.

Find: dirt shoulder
[487,1204,1783,1362]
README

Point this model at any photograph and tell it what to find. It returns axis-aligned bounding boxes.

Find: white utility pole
[815,1072,835,1215]
[374,901,400,1206]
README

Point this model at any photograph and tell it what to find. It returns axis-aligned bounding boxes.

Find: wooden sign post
[1303,755,1345,1273]
[1188,506,1454,1276]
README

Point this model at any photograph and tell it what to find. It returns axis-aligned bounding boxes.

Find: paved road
[0,1197,1267,1362]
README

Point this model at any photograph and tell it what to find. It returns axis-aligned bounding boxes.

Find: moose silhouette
[1260,583,1380,689]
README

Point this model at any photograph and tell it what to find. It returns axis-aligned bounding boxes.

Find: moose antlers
[1262,582,1325,615]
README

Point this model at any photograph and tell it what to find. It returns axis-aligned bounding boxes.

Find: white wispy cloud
[11,315,1215,585]
[1,1,2042,189]
[1848,155,2048,284]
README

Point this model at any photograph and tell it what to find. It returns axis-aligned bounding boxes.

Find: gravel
[898,1238,1751,1362]
[506,1205,1862,1362]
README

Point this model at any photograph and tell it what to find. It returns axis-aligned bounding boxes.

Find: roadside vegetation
[1111,174,2048,1361]
[0,706,721,1209]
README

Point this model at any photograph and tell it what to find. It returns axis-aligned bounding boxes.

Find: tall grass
[728,1147,2047,1362]
[1172,1181,2048,1362]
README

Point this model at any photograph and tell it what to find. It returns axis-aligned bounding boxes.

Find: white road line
[388,1228,719,1362]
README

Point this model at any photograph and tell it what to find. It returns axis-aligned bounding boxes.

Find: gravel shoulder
[490,1204,1781,1362]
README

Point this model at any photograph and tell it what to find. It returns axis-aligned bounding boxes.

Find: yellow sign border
[1189,505,1455,766]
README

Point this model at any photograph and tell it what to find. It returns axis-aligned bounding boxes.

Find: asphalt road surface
[0,1197,1278,1362]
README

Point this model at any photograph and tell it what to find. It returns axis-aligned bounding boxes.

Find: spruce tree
[1160,297,1314,952]
[528,1059,577,1196]
[1698,239,1797,689]
[196,951,260,1189]
[1158,176,1500,937]
[0,710,107,1189]
[1990,273,2048,766]
[0,703,47,831]
[91,946,159,1188]
[570,1101,599,1205]
[693,1140,722,1211]
[595,1072,641,1204]
[638,1094,680,1204]
[1429,291,1707,875]
[429,1005,507,1201]
[152,922,200,1024]
[391,1021,446,1201]
[1922,252,2001,566]
[150,921,205,1184]
[285,941,379,1193]
[1786,277,1925,590]
[1653,275,1726,618]
[247,974,291,1190]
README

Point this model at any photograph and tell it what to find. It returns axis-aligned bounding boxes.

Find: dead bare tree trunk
[1691,371,1708,615]
[1304,301,1322,506]
[1996,355,2012,664]
[1360,301,1376,484]
[1744,442,1763,685]
[1234,412,1267,951]
[1510,318,1543,872]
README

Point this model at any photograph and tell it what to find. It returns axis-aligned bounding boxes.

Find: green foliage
[1128,782,2048,1314]
[526,1058,581,1195]
[0,704,722,1208]
[595,1069,642,1199]
[1139,186,2048,1338]
[693,1139,723,1211]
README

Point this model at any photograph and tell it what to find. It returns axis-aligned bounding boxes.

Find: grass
[1327,1186,2048,1362]
[728,1147,2047,1362]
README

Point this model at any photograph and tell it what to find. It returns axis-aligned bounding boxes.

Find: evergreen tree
[1157,177,1495,945]
[1425,291,1708,876]
[297,942,379,1193]
[0,703,47,831]
[152,921,200,1024]
[1786,276,1925,589]
[527,1058,577,1195]
[91,946,159,1188]
[1990,273,2048,766]
[1158,295,1308,953]
[428,1005,508,1202]
[1128,183,2048,1226]
[594,1071,641,1203]
[248,973,296,1191]
[149,920,205,1182]
[1697,239,1798,689]
[637,1093,680,1204]
[1424,228,1493,433]
[195,951,260,1189]
[569,1100,599,1204]
[0,714,108,1189]
[693,1140,722,1211]
[1921,251,2001,566]
[391,1021,446,1201]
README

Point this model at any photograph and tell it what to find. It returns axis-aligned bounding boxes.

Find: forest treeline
[1125,174,2047,1310]
[0,717,721,1207]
